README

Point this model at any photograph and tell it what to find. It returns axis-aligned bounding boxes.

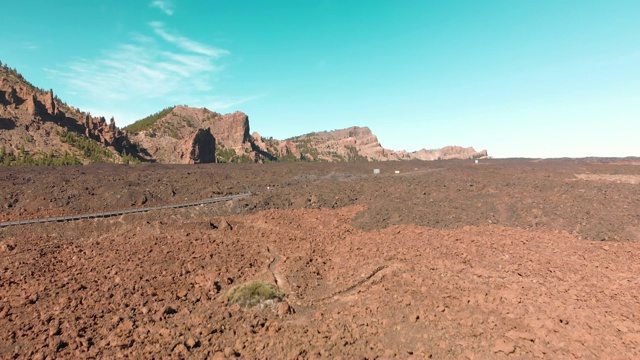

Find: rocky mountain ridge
[125,107,488,163]
[0,61,488,165]
[0,63,141,164]
[284,126,489,162]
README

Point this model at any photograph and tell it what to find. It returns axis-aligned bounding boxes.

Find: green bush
[121,149,140,164]
[237,154,253,163]
[227,281,284,308]
[278,153,299,162]
[216,144,237,163]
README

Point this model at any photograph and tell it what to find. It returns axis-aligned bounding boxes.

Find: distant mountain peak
[284,126,489,162]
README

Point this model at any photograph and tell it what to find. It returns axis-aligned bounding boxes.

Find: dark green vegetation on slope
[0,145,82,166]
[122,107,175,133]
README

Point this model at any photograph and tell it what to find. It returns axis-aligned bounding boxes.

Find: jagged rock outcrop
[251,132,268,153]
[4,86,57,120]
[277,141,301,159]
[83,115,127,150]
[24,94,38,117]
[3,86,17,105]
[251,132,302,161]
[45,89,56,115]
[0,64,140,163]
[180,128,216,164]
[127,106,270,163]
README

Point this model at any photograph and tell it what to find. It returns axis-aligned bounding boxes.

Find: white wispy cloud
[150,0,174,15]
[149,22,229,57]
[201,94,267,110]
[48,22,253,123]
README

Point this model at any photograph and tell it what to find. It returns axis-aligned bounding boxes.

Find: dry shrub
[227,281,284,308]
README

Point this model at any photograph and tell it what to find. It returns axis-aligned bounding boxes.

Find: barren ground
[1,158,640,359]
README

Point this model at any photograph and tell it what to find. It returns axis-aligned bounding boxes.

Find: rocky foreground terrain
[1,158,640,358]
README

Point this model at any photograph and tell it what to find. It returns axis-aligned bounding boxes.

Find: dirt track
[1,159,640,358]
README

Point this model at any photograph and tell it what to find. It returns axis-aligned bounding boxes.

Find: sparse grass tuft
[227,281,283,308]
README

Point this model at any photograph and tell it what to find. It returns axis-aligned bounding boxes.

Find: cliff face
[283,126,489,162]
[0,65,139,164]
[408,146,489,161]
[127,106,255,164]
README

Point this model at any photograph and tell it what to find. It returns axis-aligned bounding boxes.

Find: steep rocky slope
[0,63,140,165]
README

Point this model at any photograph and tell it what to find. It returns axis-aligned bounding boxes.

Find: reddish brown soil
[1,159,640,358]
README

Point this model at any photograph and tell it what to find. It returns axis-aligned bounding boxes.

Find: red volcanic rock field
[1,159,640,359]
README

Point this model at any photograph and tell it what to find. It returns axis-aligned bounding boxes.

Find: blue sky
[1,0,639,158]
